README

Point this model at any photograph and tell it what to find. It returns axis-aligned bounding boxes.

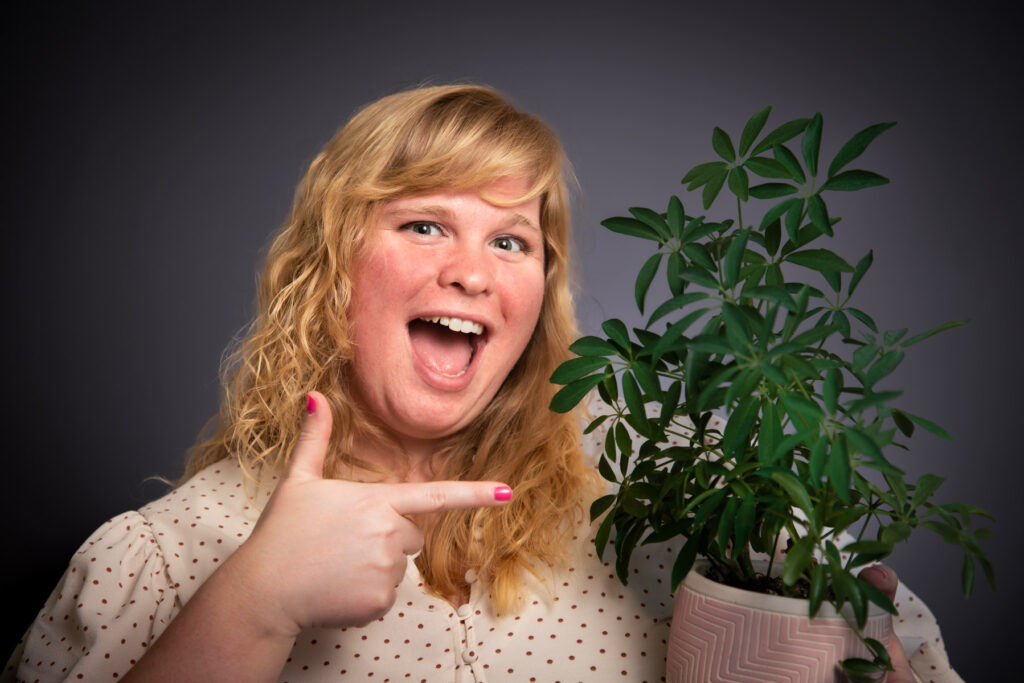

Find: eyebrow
[385,203,541,234]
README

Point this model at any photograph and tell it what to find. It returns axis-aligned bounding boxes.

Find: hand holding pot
[859,565,914,683]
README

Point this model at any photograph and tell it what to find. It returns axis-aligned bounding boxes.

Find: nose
[438,243,493,296]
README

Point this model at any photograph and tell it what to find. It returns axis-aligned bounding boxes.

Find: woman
[7,85,928,681]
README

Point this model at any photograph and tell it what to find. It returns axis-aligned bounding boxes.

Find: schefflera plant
[550,108,994,678]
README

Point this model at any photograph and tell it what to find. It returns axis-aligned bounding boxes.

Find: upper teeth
[421,316,484,335]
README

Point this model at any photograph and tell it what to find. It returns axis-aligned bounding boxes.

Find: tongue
[408,320,474,376]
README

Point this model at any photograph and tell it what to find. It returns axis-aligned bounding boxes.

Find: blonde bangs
[185,84,596,615]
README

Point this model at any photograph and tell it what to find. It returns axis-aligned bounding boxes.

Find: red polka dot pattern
[4,405,959,681]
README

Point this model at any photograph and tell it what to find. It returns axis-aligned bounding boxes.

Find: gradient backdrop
[4,2,1021,679]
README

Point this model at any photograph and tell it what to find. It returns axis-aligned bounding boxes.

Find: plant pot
[667,560,892,683]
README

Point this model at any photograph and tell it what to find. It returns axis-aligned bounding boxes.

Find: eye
[401,221,443,236]
[491,236,527,253]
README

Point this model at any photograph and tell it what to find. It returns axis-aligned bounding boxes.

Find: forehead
[381,180,542,232]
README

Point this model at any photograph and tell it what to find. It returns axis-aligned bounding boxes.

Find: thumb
[285,391,333,481]
[859,564,899,601]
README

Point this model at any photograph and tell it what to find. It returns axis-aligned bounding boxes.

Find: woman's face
[347,177,546,447]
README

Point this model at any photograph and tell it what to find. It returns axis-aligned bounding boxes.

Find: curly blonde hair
[186,85,598,612]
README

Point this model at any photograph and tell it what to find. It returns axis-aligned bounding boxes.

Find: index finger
[385,481,513,516]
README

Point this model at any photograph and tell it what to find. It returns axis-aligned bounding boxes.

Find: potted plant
[549,108,994,680]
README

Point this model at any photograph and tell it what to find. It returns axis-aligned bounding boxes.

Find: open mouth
[408,316,486,378]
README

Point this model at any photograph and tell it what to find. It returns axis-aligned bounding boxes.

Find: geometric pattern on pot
[668,564,891,683]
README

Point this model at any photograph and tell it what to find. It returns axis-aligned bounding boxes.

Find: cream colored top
[5,423,960,682]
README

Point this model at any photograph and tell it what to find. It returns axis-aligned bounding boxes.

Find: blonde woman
[7,85,923,682]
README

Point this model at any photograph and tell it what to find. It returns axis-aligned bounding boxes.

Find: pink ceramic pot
[667,560,892,682]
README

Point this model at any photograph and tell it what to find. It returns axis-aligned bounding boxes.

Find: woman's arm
[121,392,510,682]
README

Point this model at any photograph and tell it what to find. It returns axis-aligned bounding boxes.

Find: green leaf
[682,161,728,187]
[570,335,619,357]
[828,121,897,178]
[802,112,823,177]
[809,437,828,484]
[621,372,647,426]
[739,106,772,156]
[829,436,852,502]
[702,167,729,209]
[634,253,663,315]
[682,243,716,270]
[632,362,663,402]
[784,198,804,241]
[734,494,757,553]
[717,497,739,554]
[865,350,904,387]
[602,318,631,352]
[589,493,616,520]
[809,563,826,616]
[687,334,734,355]
[771,470,815,521]
[670,535,700,591]
[847,307,878,333]
[651,308,711,360]
[749,182,798,199]
[712,126,736,162]
[667,195,685,239]
[681,217,720,244]
[782,534,815,586]
[852,343,878,372]
[614,421,633,464]
[549,373,606,413]
[758,402,781,465]
[629,206,672,242]
[549,356,610,385]
[912,473,946,509]
[824,368,841,414]
[667,250,685,296]
[594,504,615,559]
[892,409,915,437]
[821,169,890,191]
[901,409,953,440]
[760,196,802,232]
[900,320,968,348]
[720,395,759,457]
[785,248,855,272]
[745,156,791,179]
[806,194,833,236]
[884,328,908,346]
[727,166,750,201]
[583,413,610,435]
[751,117,810,156]
[646,292,710,327]
[773,143,806,184]
[848,250,873,297]
[724,229,750,288]
[601,216,661,242]
[764,218,781,257]
[680,266,720,289]
[962,555,976,598]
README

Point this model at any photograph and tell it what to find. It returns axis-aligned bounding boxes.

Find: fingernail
[307,394,316,415]
[493,486,513,501]
[862,565,887,582]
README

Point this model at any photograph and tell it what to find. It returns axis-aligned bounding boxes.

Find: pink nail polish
[306,394,316,414]
[493,486,513,501]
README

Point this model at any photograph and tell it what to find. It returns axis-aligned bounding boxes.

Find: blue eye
[492,236,526,253]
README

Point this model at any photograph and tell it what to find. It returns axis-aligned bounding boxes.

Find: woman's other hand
[859,564,916,683]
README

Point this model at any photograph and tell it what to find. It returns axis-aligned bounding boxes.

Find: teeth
[420,316,484,335]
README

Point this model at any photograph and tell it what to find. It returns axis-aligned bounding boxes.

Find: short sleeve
[5,511,180,682]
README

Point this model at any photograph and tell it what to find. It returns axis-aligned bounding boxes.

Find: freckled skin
[347,178,545,453]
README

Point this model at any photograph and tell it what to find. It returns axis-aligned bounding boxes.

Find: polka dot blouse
[5,411,960,682]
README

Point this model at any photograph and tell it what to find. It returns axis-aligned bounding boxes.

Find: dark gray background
[4,1,1020,678]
